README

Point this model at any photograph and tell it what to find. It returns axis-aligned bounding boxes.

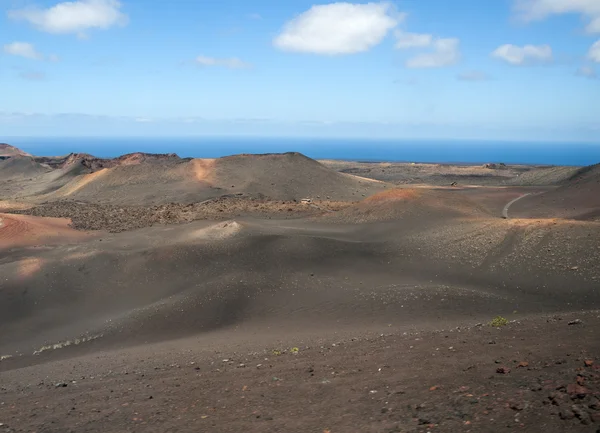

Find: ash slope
[1,208,599,367]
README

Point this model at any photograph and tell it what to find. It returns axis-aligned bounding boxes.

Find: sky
[0,0,599,141]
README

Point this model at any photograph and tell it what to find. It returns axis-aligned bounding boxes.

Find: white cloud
[589,16,600,33]
[515,0,600,33]
[589,40,600,62]
[457,70,490,81]
[394,27,460,68]
[273,2,400,55]
[196,56,251,69]
[3,42,43,60]
[249,13,262,20]
[8,0,128,35]
[394,30,432,49]
[3,41,59,62]
[577,65,597,78]
[492,44,552,65]
[405,38,460,68]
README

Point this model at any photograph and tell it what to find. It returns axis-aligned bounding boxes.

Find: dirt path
[502,193,531,219]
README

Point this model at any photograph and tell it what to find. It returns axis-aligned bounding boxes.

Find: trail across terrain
[501,193,531,219]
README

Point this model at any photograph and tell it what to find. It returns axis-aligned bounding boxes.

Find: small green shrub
[490,316,509,327]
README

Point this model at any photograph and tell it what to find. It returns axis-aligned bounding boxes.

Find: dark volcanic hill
[0,156,51,180]
[1,149,388,205]
[0,143,31,158]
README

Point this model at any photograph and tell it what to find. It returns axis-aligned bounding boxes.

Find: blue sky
[1,0,599,141]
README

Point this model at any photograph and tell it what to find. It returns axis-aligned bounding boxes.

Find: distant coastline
[3,136,600,166]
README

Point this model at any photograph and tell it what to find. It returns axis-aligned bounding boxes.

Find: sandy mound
[318,188,486,223]
[510,163,600,219]
[0,213,92,250]
[184,220,243,241]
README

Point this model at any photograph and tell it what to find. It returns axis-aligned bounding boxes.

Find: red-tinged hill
[316,187,488,224]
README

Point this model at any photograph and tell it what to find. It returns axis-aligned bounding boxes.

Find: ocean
[4,136,600,166]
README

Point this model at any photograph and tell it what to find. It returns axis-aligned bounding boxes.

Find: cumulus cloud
[492,44,552,65]
[195,56,251,69]
[577,65,597,78]
[405,38,460,68]
[394,30,432,49]
[457,70,490,81]
[589,40,600,62]
[8,0,128,36]
[3,42,43,60]
[273,2,400,55]
[515,0,600,33]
